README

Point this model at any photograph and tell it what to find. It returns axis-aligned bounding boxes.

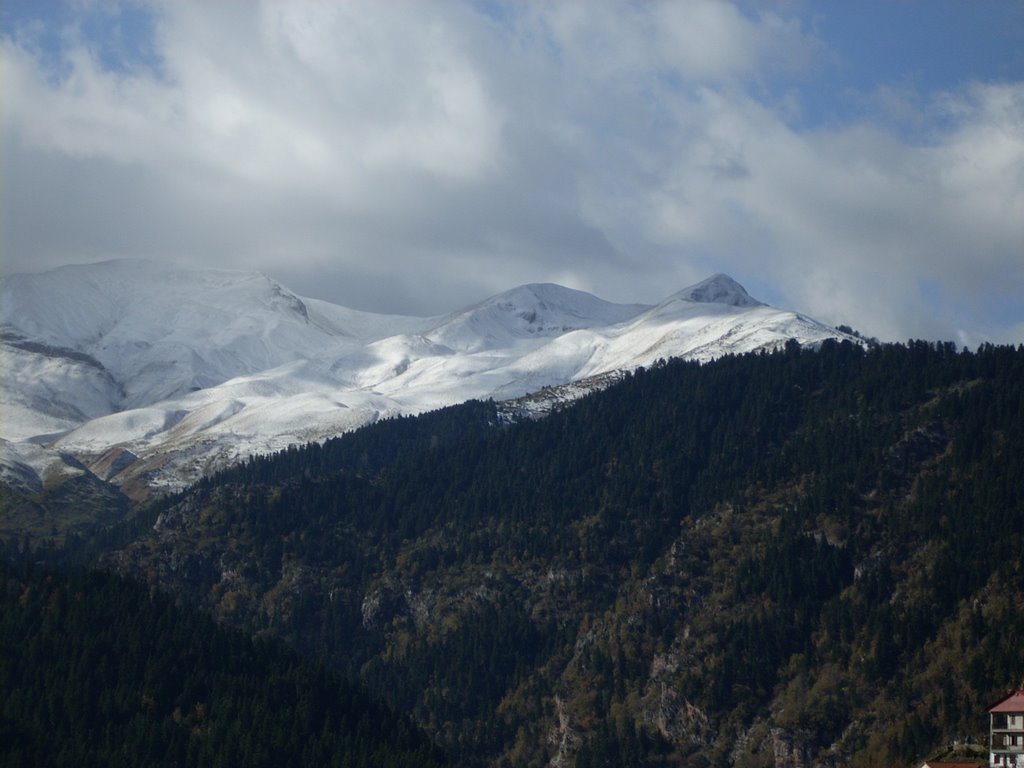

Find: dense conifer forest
[3,339,1023,766]
[0,565,446,768]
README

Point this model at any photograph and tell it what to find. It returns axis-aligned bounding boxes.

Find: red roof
[989,690,1024,713]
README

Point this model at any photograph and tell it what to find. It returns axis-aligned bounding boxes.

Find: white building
[990,691,1024,767]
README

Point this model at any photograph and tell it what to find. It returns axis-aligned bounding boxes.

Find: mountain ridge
[1,260,860,495]
[670,272,763,307]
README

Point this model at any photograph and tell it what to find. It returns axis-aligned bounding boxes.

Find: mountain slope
[422,282,649,353]
[0,565,446,767]
[1,259,427,411]
[97,341,1024,767]
[0,333,123,441]
[0,438,131,545]
[1,261,858,494]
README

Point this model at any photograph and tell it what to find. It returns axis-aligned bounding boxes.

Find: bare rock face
[360,580,406,630]
[649,684,711,745]
[771,728,813,768]
[643,652,712,746]
[547,695,581,768]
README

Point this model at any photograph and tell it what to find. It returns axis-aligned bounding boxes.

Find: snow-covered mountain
[1,260,858,495]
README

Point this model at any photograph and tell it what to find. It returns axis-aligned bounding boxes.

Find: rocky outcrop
[643,652,712,746]
[548,695,581,768]
[771,728,813,768]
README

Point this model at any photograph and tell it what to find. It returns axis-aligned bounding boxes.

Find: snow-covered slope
[0,438,95,495]
[1,262,859,494]
[423,283,649,353]
[1,260,429,412]
[0,334,123,441]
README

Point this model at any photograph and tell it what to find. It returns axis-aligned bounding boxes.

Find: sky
[2,1,1023,346]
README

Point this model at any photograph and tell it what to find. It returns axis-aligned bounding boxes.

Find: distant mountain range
[1,259,857,496]
[3,263,1020,767]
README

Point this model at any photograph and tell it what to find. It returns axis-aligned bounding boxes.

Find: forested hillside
[6,340,1024,767]
[0,564,446,768]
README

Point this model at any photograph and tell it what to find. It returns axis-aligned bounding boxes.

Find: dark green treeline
[0,565,446,768]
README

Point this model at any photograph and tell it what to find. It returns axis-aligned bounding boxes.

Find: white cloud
[2,0,1021,342]
[641,81,1024,341]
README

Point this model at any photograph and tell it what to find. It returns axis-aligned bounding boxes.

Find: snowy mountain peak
[675,274,762,308]
[1,260,861,495]
[425,283,647,352]
[0,259,312,346]
[0,259,381,410]
[481,283,646,323]
[488,282,593,307]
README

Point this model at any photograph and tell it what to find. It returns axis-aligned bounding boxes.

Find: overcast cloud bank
[3,1,1023,345]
